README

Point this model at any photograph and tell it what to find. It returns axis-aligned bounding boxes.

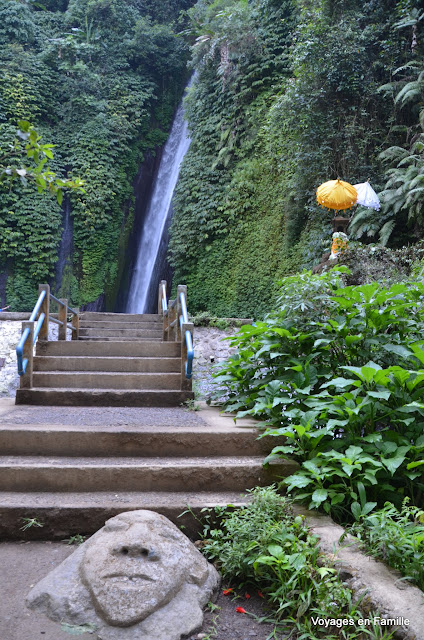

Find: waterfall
[126,86,192,313]
[55,197,73,295]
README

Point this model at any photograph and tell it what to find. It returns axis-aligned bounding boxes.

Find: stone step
[0,455,296,492]
[0,424,269,457]
[77,336,163,342]
[80,313,160,322]
[32,372,181,390]
[79,320,162,330]
[36,341,181,357]
[15,389,194,406]
[0,491,254,540]
[78,328,163,338]
[33,356,181,373]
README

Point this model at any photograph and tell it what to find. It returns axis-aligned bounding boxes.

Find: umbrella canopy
[353,181,380,211]
[316,179,357,211]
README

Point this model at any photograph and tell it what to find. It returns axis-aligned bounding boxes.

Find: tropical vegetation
[196,486,397,638]
[0,0,191,310]
[170,0,424,316]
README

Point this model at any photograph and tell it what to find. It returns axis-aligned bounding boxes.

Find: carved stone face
[80,511,208,628]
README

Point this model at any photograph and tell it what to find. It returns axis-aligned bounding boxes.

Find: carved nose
[114,544,160,560]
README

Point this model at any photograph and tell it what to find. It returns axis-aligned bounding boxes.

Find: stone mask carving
[26,510,220,640]
[81,511,209,627]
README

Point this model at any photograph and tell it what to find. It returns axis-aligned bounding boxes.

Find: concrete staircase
[15,312,194,407]
[0,403,297,539]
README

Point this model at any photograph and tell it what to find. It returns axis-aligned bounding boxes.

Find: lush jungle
[1,0,423,315]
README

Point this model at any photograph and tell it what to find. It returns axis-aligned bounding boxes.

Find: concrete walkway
[0,541,92,640]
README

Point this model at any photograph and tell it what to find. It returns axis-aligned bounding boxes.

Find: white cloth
[353,182,380,210]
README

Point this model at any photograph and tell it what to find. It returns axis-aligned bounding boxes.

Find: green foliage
[170,0,416,317]
[348,499,424,590]
[20,516,44,531]
[198,486,395,638]
[0,120,84,201]
[351,4,424,246]
[64,533,87,545]
[0,0,191,309]
[214,269,424,523]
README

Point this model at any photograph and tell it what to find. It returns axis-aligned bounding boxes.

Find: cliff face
[0,0,192,311]
[169,0,424,318]
[2,0,423,316]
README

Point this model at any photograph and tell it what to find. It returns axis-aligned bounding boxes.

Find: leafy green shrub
[348,500,424,591]
[198,486,396,639]
[214,269,424,522]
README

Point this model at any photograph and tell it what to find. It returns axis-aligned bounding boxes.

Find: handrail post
[58,298,68,340]
[38,284,50,341]
[158,280,166,315]
[20,321,34,389]
[181,321,193,391]
[176,284,186,342]
[168,299,176,341]
[72,308,79,340]
[163,307,169,342]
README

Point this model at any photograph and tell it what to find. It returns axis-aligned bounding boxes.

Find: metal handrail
[49,316,64,327]
[49,293,77,316]
[16,327,31,375]
[179,291,189,323]
[159,283,194,381]
[180,314,194,380]
[17,286,79,378]
[16,306,47,375]
[29,289,46,322]
[34,312,45,341]
[179,291,193,380]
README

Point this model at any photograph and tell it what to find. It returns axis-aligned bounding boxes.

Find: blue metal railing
[29,289,46,322]
[161,282,168,315]
[16,327,31,376]
[179,291,194,380]
[160,284,193,380]
[16,288,78,377]
[16,292,47,375]
[50,293,77,316]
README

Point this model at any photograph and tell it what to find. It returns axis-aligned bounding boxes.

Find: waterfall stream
[126,87,192,313]
[55,198,73,295]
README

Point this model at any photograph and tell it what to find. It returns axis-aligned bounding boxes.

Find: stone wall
[0,317,71,397]
[192,326,240,400]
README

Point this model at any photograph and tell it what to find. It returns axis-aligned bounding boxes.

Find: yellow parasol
[316,179,357,211]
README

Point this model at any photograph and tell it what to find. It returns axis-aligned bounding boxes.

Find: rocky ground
[0,321,71,398]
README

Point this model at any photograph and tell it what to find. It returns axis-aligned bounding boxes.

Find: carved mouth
[102,573,156,586]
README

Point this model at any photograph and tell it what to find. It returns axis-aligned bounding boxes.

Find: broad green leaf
[367,390,391,400]
[382,344,413,359]
[406,460,424,470]
[321,377,359,389]
[344,446,364,460]
[341,463,355,476]
[362,501,377,515]
[284,474,312,489]
[311,489,328,505]
[383,455,407,475]
[351,502,362,520]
